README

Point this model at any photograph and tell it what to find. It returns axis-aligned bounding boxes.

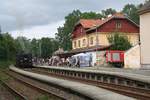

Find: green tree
[145,0,150,3]
[40,38,59,58]
[122,4,139,24]
[0,35,6,60]
[81,11,103,19]
[0,33,17,60]
[56,10,81,50]
[108,33,132,51]
[30,38,39,57]
[101,8,116,17]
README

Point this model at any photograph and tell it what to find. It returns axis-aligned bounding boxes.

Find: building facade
[139,2,150,68]
[72,13,139,51]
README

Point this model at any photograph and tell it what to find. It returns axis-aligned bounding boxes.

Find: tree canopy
[108,33,132,51]
[122,4,142,24]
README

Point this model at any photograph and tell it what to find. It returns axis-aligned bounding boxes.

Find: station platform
[10,66,135,100]
[36,65,150,84]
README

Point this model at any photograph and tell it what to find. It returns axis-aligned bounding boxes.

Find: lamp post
[0,26,1,34]
[93,24,98,67]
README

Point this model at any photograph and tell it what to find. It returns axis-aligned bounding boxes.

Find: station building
[139,1,150,69]
[71,13,139,66]
[55,13,140,67]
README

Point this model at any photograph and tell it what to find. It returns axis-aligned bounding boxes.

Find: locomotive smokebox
[16,51,33,68]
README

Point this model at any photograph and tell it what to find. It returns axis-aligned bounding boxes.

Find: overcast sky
[0,0,144,39]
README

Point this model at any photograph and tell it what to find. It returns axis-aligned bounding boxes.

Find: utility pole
[0,26,2,39]
[0,26,1,34]
[93,24,98,67]
[39,41,42,58]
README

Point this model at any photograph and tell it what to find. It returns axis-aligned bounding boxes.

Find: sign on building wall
[96,51,106,66]
[106,50,124,62]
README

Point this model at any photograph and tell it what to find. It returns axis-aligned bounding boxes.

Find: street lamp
[93,24,98,67]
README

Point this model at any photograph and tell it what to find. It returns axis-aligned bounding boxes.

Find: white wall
[140,12,150,66]
[124,45,140,69]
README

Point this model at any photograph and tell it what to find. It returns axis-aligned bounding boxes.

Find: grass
[0,60,15,69]
[37,95,49,100]
[0,70,10,81]
[15,97,20,100]
[0,60,13,81]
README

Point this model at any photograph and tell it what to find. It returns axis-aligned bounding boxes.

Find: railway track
[0,78,27,100]
[29,68,150,100]
[3,70,66,100]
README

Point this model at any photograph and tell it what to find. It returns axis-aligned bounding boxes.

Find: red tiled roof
[72,12,138,35]
[79,19,102,28]
[101,12,126,24]
[86,12,139,32]
[75,13,126,30]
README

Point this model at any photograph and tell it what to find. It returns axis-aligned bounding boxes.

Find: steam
[9,2,26,52]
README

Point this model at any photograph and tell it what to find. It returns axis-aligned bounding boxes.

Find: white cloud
[10,20,64,39]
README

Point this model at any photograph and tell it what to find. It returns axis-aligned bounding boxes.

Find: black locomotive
[16,53,33,68]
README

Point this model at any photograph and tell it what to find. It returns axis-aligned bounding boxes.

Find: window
[78,40,81,47]
[82,39,86,46]
[90,37,94,45]
[112,53,120,61]
[116,21,122,29]
[74,41,76,48]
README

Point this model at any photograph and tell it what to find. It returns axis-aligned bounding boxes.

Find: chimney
[101,18,105,20]
[107,14,112,18]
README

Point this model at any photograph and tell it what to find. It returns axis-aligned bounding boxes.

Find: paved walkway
[35,65,150,84]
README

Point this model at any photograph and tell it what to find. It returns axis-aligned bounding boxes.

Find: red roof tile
[76,13,126,30]
[99,12,126,26]
[79,19,102,28]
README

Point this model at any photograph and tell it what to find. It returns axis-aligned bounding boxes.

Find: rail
[4,70,66,100]
[0,79,27,100]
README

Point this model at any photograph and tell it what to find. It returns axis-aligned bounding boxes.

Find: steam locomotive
[15,53,33,68]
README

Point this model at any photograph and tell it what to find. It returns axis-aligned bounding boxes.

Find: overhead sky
[0,0,144,39]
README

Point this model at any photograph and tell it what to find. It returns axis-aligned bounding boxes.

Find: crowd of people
[32,56,77,67]
[33,54,93,67]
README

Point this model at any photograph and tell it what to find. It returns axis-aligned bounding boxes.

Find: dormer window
[116,21,122,29]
